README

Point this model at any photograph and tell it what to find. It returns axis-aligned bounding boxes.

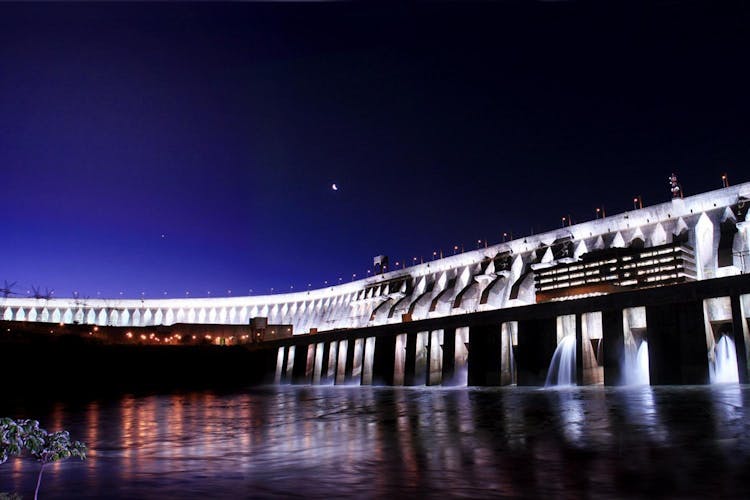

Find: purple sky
[1,2,749,299]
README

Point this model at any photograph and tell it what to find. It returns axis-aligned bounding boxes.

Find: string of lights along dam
[4,181,750,387]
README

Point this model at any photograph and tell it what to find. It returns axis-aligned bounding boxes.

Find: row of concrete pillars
[272,295,750,386]
[275,329,472,387]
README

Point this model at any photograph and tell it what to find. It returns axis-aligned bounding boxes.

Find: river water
[2,385,750,498]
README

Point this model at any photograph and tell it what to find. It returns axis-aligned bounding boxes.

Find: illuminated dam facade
[3,183,750,386]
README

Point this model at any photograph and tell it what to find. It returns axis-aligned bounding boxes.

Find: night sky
[1,1,749,299]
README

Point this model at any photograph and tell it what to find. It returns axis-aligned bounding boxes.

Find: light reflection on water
[2,385,750,498]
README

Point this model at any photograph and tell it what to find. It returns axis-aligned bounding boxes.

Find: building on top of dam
[2,182,749,335]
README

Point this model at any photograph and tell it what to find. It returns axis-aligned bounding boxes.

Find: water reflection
[616,385,669,444]
[2,386,750,498]
[710,384,745,458]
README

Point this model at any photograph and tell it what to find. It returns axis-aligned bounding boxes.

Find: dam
[3,182,750,386]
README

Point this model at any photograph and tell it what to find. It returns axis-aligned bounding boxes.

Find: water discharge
[545,335,576,386]
[623,340,650,386]
[711,334,739,384]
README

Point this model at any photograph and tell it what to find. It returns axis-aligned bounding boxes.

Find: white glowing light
[331,183,338,191]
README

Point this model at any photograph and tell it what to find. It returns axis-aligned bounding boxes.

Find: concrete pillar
[403,332,418,386]
[730,294,749,383]
[453,327,470,386]
[441,327,457,385]
[582,312,604,385]
[274,346,285,384]
[602,309,624,385]
[467,324,502,386]
[427,330,444,386]
[284,346,295,383]
[361,337,376,385]
[278,346,290,384]
[373,335,396,386]
[414,331,429,386]
[305,344,316,382]
[646,302,708,384]
[350,338,364,384]
[500,322,517,386]
[335,340,348,385]
[313,343,325,385]
[516,317,557,386]
[575,313,584,386]
[743,295,750,375]
[324,341,337,385]
[393,333,407,385]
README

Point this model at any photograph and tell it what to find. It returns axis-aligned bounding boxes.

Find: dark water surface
[2,385,750,498]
